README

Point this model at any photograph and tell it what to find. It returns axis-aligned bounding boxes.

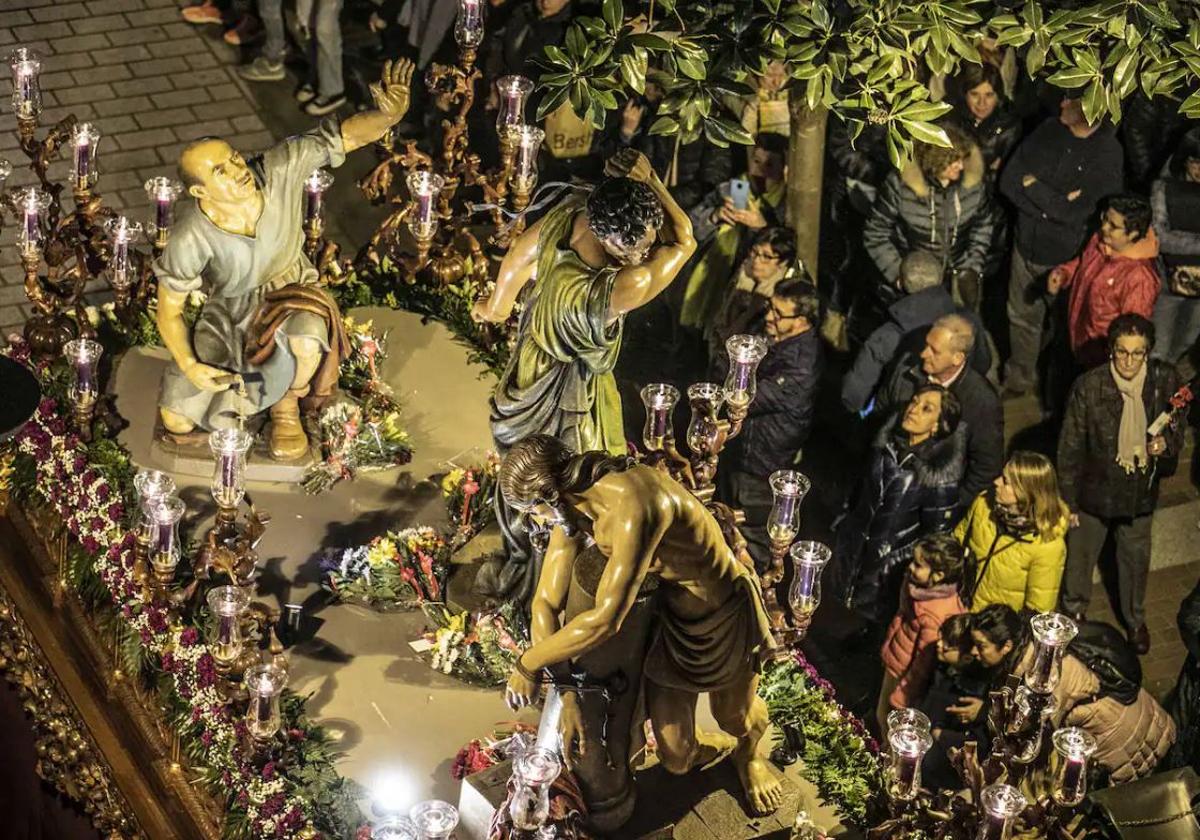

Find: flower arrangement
[422,604,527,687]
[303,318,413,494]
[758,652,885,827]
[450,723,537,781]
[441,452,501,546]
[320,527,448,609]
[6,341,363,840]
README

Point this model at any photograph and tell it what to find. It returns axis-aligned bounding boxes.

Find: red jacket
[880,581,966,709]
[1057,230,1160,367]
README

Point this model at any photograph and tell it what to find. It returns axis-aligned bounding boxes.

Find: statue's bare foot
[738,757,784,815]
[694,730,738,771]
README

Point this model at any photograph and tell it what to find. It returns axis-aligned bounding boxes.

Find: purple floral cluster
[789,649,881,755]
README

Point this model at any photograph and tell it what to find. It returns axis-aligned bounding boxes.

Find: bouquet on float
[441,453,501,546]
[320,526,447,608]
[422,604,527,687]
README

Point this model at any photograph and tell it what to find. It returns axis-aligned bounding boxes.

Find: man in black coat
[878,313,1004,510]
[716,279,824,571]
[999,97,1125,396]
[842,250,991,414]
[1057,314,1183,655]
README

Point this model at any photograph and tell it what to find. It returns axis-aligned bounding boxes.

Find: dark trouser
[1004,247,1054,392]
[1061,510,1153,631]
[719,469,775,574]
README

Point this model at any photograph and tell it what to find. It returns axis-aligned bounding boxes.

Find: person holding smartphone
[679,133,790,330]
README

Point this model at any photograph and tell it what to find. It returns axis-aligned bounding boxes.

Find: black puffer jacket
[831,419,967,623]
[864,143,994,281]
[1057,360,1183,520]
[950,105,1022,180]
[1169,579,1200,771]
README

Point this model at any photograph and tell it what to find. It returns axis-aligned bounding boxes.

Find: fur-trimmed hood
[875,412,969,489]
[900,142,986,197]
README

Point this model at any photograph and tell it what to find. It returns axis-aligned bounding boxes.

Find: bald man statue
[155,61,414,460]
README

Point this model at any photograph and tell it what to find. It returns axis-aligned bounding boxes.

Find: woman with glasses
[1057,314,1184,655]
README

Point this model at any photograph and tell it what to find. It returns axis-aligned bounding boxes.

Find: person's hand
[1021,174,1037,187]
[620,99,646,137]
[559,692,588,770]
[719,198,767,229]
[1069,512,1080,529]
[368,11,388,31]
[1047,269,1066,295]
[605,148,654,183]
[1149,435,1167,456]
[946,696,984,725]
[371,59,416,121]
[505,657,542,710]
[1067,188,1083,202]
[181,361,234,393]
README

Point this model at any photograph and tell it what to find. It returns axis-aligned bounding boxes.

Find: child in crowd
[877,533,969,734]
[917,613,991,787]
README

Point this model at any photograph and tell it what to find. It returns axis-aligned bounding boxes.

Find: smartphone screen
[729,178,750,210]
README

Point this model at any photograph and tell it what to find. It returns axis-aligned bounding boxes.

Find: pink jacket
[880,581,966,708]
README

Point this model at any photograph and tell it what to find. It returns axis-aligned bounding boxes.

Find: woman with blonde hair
[954,450,1069,612]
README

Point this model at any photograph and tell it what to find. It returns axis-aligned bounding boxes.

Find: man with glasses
[1057,314,1183,655]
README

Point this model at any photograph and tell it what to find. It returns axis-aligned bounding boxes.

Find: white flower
[84,306,100,327]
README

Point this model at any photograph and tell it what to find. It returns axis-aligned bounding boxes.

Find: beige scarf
[1110,361,1149,473]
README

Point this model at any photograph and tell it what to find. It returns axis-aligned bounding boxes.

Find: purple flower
[196,653,217,689]
[261,793,286,819]
[262,761,277,780]
[179,627,200,647]
[201,729,213,747]
[82,536,99,554]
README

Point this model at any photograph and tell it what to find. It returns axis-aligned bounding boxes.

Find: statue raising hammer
[155,60,415,461]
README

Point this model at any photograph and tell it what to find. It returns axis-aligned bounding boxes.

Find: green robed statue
[472,150,697,604]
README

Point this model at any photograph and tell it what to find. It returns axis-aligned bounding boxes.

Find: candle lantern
[454,0,485,50]
[886,708,931,740]
[374,818,417,840]
[144,176,183,249]
[105,216,142,304]
[767,470,810,544]
[976,783,1027,840]
[15,187,51,257]
[133,468,176,535]
[639,383,679,453]
[723,334,769,417]
[495,75,534,144]
[208,428,253,526]
[509,747,561,833]
[510,125,545,198]
[70,122,100,193]
[206,585,250,671]
[9,48,43,122]
[1011,684,1056,763]
[887,724,933,801]
[787,540,831,629]
[63,338,102,440]
[685,382,725,494]
[1025,612,1077,695]
[1051,727,1096,807]
[303,168,334,240]
[148,495,185,586]
[406,170,445,245]
[409,800,459,840]
[244,662,288,744]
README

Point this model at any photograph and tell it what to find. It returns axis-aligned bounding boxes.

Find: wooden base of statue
[149,416,319,483]
[564,544,659,834]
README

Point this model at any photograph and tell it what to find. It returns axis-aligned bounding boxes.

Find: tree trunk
[786,99,828,277]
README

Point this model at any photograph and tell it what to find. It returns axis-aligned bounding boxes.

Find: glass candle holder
[133,468,176,536]
[149,495,185,581]
[1051,727,1097,807]
[685,382,725,458]
[63,338,103,407]
[640,383,679,453]
[208,428,253,510]
[454,0,485,48]
[787,540,831,625]
[206,585,250,669]
[71,122,100,190]
[886,708,931,740]
[406,170,445,240]
[303,168,334,235]
[245,662,287,742]
[887,724,932,801]
[105,216,142,294]
[9,48,42,120]
[409,800,459,840]
[15,187,51,257]
[1025,612,1078,694]
[509,747,561,831]
[374,817,418,840]
[1011,684,1056,763]
[495,75,534,141]
[766,470,810,544]
[723,334,769,411]
[976,783,1027,840]
[511,125,545,193]
[144,177,183,245]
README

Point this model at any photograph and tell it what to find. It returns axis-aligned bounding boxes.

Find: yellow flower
[366,538,397,567]
[441,468,466,495]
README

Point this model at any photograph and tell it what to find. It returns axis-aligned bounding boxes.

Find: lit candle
[511,126,545,191]
[787,540,831,622]
[303,168,334,232]
[207,585,249,667]
[495,75,534,139]
[639,383,679,452]
[245,663,286,740]
[406,170,445,239]
[144,177,183,244]
[17,187,49,255]
[63,338,102,402]
[107,216,141,291]
[134,469,176,538]
[150,495,184,578]
[976,784,1026,840]
[723,334,769,410]
[71,122,100,189]
[409,800,459,840]
[9,48,42,120]
[1052,727,1096,807]
[454,0,485,48]
[767,470,810,543]
[1025,612,1078,694]
[208,429,252,509]
[887,724,932,801]
[685,382,725,458]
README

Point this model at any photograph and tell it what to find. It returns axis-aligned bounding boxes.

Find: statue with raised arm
[472,150,696,603]
[154,61,415,461]
[500,435,784,818]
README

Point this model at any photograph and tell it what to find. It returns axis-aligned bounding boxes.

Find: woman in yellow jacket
[954,451,1069,612]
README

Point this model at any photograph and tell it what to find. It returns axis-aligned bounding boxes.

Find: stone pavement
[0,0,274,333]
